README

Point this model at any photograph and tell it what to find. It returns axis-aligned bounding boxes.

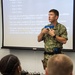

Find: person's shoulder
[58,23,66,29]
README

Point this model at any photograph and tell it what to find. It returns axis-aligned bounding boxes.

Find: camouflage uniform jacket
[42,23,68,52]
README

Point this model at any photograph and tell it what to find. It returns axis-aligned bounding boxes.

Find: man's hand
[38,28,49,42]
[48,29,55,37]
[41,28,49,34]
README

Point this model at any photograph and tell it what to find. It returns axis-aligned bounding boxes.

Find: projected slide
[2,0,73,49]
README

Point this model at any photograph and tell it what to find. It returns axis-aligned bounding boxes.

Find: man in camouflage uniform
[38,9,68,70]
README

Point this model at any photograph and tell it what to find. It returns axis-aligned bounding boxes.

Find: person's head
[0,54,22,75]
[48,9,59,23]
[45,54,73,75]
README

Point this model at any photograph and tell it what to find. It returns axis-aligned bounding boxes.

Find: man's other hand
[41,28,49,34]
[48,29,55,37]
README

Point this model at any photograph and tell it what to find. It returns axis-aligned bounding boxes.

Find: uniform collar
[54,22,59,29]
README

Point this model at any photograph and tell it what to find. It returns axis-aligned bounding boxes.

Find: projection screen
[1,0,74,50]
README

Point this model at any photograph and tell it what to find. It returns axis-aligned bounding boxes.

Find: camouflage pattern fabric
[42,54,53,69]
[42,23,68,69]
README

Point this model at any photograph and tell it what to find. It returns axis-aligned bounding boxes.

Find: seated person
[0,54,22,75]
[45,54,73,75]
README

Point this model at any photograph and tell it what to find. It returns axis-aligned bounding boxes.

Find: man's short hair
[47,54,73,75]
[49,9,59,16]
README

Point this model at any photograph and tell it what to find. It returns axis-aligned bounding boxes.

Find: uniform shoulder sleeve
[59,24,68,40]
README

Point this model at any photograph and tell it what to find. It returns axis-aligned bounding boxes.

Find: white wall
[0,0,75,74]
[10,50,44,73]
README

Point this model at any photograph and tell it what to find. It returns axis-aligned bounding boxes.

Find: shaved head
[46,54,73,75]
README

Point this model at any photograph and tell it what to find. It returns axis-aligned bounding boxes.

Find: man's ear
[45,68,48,75]
[55,16,58,20]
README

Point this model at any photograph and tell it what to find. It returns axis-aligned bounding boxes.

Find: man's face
[48,12,58,23]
